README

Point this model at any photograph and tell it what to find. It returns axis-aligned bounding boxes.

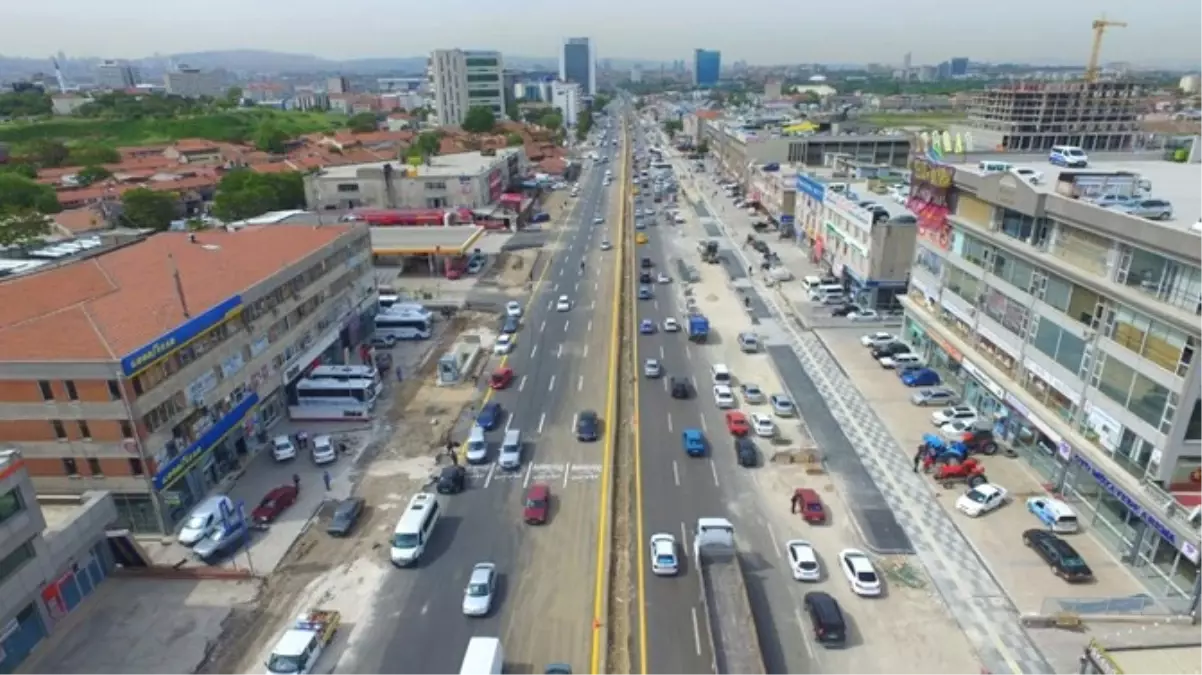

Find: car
[682,429,706,457]
[556,295,572,311]
[931,405,979,426]
[638,286,653,300]
[650,534,679,576]
[878,352,922,369]
[636,233,648,244]
[639,271,652,284]
[506,301,522,318]
[490,367,514,390]
[192,520,249,563]
[641,257,653,269]
[657,272,671,284]
[939,419,980,442]
[901,368,942,387]
[663,317,680,332]
[838,549,882,597]
[639,318,656,334]
[523,483,550,524]
[477,402,503,430]
[787,540,822,581]
[794,488,827,523]
[271,435,297,461]
[769,394,795,417]
[311,435,337,464]
[750,413,775,438]
[600,240,612,251]
[493,334,515,355]
[634,221,646,230]
[462,562,498,616]
[713,385,736,409]
[576,410,600,441]
[1026,496,1081,533]
[871,342,911,360]
[956,483,1009,517]
[735,437,758,467]
[1115,198,1174,221]
[740,383,766,404]
[251,485,298,524]
[500,315,520,334]
[1012,167,1044,184]
[1022,529,1094,581]
[326,497,365,536]
[725,411,751,436]
[643,358,662,378]
[670,377,691,399]
[860,332,897,348]
[848,309,881,322]
[910,387,959,406]
[466,257,486,274]
[593,216,604,224]
[1091,193,1134,208]
[736,332,759,353]
[437,464,466,494]
[829,303,859,317]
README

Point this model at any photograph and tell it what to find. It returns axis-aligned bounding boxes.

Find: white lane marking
[571,412,578,433]
[547,300,553,310]
[578,375,584,392]
[483,463,496,489]
[548,375,556,392]
[796,607,817,661]
[659,345,666,359]
[672,459,680,486]
[522,462,533,488]
[594,281,599,292]
[667,413,673,432]
[540,320,546,332]
[691,607,703,656]
[538,412,546,434]
[765,523,781,554]
[564,319,570,332]
[504,414,513,433]
[684,344,692,360]
[690,375,698,390]
[590,300,596,310]
[583,344,589,358]
[519,375,527,392]
[710,459,720,487]
[587,320,593,332]
[681,521,689,548]
[557,344,563,359]
[563,461,572,489]
[558,267,563,277]
[530,345,539,359]
[653,299,659,310]
[662,378,668,392]
[700,414,708,433]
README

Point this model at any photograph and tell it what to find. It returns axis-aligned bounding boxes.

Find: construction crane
[1086,16,1127,82]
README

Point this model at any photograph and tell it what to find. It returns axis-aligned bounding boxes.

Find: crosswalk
[462,462,603,490]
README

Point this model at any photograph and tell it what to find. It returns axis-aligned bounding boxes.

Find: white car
[939,420,977,442]
[462,562,497,616]
[930,405,978,426]
[650,533,679,576]
[600,240,612,251]
[956,484,1009,517]
[750,413,775,438]
[878,353,922,369]
[505,301,522,318]
[713,385,736,409]
[860,332,897,348]
[657,272,671,284]
[848,309,881,322]
[1012,167,1044,184]
[643,358,662,378]
[593,216,604,224]
[786,540,821,581]
[493,334,515,355]
[271,435,297,462]
[838,549,882,597]
[311,435,336,465]
[740,383,766,404]
[663,317,680,332]
[556,295,571,311]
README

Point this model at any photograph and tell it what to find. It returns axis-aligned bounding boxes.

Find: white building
[1179,75,1201,95]
[428,49,506,127]
[551,81,582,128]
[95,60,139,90]
[163,66,224,98]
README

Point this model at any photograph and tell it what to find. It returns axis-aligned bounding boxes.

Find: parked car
[871,342,910,360]
[795,487,828,524]
[735,437,758,467]
[251,485,298,524]
[477,401,504,430]
[848,309,881,322]
[725,411,751,436]
[861,332,897,348]
[493,334,516,355]
[770,394,795,417]
[740,383,766,405]
[750,413,776,438]
[1026,496,1081,533]
[326,497,365,536]
[910,387,959,406]
[437,464,466,494]
[311,435,337,465]
[787,540,822,581]
[1022,529,1094,582]
[838,549,882,597]
[956,483,1009,517]
[900,368,942,387]
[490,367,514,390]
[1114,198,1174,221]
[271,435,297,462]
[931,405,979,426]
[713,385,736,409]
[506,301,522,317]
[829,304,860,317]
[193,520,249,563]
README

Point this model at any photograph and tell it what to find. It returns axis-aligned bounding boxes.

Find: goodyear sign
[152,392,259,491]
[121,296,243,377]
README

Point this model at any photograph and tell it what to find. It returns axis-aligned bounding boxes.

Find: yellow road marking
[629,125,650,675]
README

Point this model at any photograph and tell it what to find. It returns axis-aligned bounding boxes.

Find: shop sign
[929,332,962,362]
[1072,453,1194,558]
[907,157,954,252]
[152,393,260,491]
[796,174,827,202]
[1082,402,1122,453]
[779,214,794,225]
[221,353,245,379]
[961,359,1005,399]
[1023,359,1080,405]
[120,295,243,377]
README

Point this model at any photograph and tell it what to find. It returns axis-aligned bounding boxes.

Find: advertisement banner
[121,296,243,377]
[796,174,826,203]
[906,157,955,252]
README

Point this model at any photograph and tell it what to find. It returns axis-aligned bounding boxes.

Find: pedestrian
[322,470,332,491]
[790,492,800,514]
[395,365,404,383]
[912,447,924,473]
[292,473,301,491]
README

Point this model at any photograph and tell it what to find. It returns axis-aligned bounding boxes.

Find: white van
[390,492,441,567]
[498,429,522,470]
[800,276,825,293]
[465,425,488,464]
[710,363,732,385]
[978,160,1013,174]
[460,637,503,675]
[808,283,845,301]
[1049,145,1088,168]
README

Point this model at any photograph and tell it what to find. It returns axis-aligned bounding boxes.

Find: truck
[459,637,503,675]
[694,518,765,675]
[687,314,710,343]
[265,609,341,675]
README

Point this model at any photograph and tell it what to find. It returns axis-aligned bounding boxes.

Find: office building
[551,81,582,128]
[327,76,350,94]
[949,57,969,77]
[900,156,1201,605]
[0,226,376,534]
[163,66,224,98]
[693,49,721,88]
[428,49,506,127]
[630,65,643,84]
[95,60,139,90]
[560,38,595,96]
[960,80,1146,152]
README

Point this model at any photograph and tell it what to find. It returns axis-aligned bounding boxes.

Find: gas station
[370,225,489,277]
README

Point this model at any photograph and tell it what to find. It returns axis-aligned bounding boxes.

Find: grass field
[0,110,347,150]
[859,111,967,128]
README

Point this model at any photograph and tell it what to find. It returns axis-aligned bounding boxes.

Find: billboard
[121,296,243,377]
[906,157,955,251]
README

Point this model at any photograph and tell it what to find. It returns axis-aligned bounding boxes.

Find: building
[327,76,350,94]
[630,65,643,84]
[0,226,376,534]
[763,79,783,101]
[50,94,91,116]
[95,60,139,90]
[899,155,1201,606]
[304,148,527,212]
[551,81,582,128]
[0,450,120,672]
[1179,75,1201,95]
[960,81,1146,153]
[949,57,969,77]
[560,38,596,96]
[693,49,721,88]
[746,163,796,226]
[163,66,224,98]
[428,49,506,127]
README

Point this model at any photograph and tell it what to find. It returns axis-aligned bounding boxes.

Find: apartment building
[899,156,1201,603]
[0,226,376,534]
[0,450,118,672]
[428,49,506,127]
[163,66,224,98]
[95,60,139,90]
[551,80,582,128]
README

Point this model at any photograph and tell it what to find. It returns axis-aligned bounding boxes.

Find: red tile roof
[173,138,220,153]
[52,208,106,235]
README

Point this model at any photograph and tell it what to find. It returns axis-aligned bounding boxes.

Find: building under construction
[963,80,1146,152]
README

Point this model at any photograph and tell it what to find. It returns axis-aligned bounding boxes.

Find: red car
[490,367,514,390]
[251,485,298,524]
[523,483,550,525]
[794,488,827,524]
[725,411,750,436]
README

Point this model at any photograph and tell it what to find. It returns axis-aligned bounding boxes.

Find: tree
[76,165,112,186]
[68,144,120,167]
[0,173,61,213]
[521,108,544,125]
[576,109,594,141]
[505,132,524,147]
[662,119,683,139]
[25,139,70,168]
[590,94,612,112]
[539,111,563,131]
[461,106,497,134]
[0,90,52,117]
[348,112,378,133]
[0,162,38,179]
[505,100,521,123]
[0,209,52,248]
[212,170,305,222]
[414,132,442,157]
[253,123,289,153]
[121,188,177,231]
[222,87,244,108]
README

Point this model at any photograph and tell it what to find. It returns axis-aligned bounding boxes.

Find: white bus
[288,377,378,421]
[374,312,432,343]
[308,365,382,398]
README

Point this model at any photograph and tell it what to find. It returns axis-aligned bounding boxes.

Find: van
[1049,145,1089,168]
[178,494,234,546]
[390,492,441,567]
[1028,497,1081,534]
[459,637,503,675]
[800,276,825,293]
[978,160,1013,174]
[808,283,844,301]
[803,591,847,647]
[465,425,488,464]
[498,429,522,470]
[710,364,732,385]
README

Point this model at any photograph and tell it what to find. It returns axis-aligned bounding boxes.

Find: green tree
[76,165,112,186]
[212,170,305,222]
[0,209,52,248]
[521,108,544,125]
[505,132,524,147]
[253,123,289,153]
[414,132,442,157]
[0,91,52,118]
[539,111,563,131]
[121,188,177,231]
[348,112,378,133]
[0,162,38,179]
[662,119,683,138]
[461,106,497,133]
[590,94,612,111]
[68,144,120,166]
[222,87,244,108]
[0,173,60,213]
[505,100,521,123]
[576,109,594,141]
[25,139,70,168]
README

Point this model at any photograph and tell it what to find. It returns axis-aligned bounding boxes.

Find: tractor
[919,434,965,467]
[932,458,988,489]
[960,428,1000,456]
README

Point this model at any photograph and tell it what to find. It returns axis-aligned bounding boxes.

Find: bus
[288,378,378,421]
[374,312,432,343]
[308,365,383,398]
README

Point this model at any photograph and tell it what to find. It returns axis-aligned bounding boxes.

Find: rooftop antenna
[50,57,67,94]
[167,253,192,319]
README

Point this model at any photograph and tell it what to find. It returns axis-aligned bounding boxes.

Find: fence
[1041,593,1192,617]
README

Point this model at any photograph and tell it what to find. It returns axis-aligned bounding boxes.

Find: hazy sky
[7,0,1200,66]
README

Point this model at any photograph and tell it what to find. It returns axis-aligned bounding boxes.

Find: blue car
[501,315,520,334]
[683,429,706,457]
[640,319,655,334]
[901,368,941,387]
[638,286,653,300]
[476,402,503,430]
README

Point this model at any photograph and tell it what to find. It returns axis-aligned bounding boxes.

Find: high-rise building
[163,66,223,98]
[560,38,595,96]
[551,81,582,128]
[428,49,506,127]
[630,65,643,84]
[949,57,969,77]
[95,60,139,90]
[327,76,350,94]
[693,49,721,88]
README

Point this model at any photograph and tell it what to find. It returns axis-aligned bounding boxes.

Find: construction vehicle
[699,239,720,264]
[694,518,766,674]
[687,314,710,343]
[932,458,988,490]
[265,609,341,674]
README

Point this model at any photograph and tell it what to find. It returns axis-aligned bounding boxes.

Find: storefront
[795,174,826,253]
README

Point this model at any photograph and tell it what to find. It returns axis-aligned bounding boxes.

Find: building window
[1096,356,1136,409]
[1119,245,1169,297]
[1158,262,1202,316]
[466,73,499,83]
[960,234,991,268]
[1050,223,1109,277]
[107,380,122,401]
[129,458,145,476]
[998,208,1042,242]
[0,488,24,525]
[1041,275,1073,313]
[1186,400,1201,441]
[915,246,943,276]
[86,458,103,476]
[77,421,91,439]
[62,458,78,476]
[120,420,134,439]
[38,380,53,401]
[946,266,980,305]
[0,541,35,585]
[65,380,78,401]
[465,58,498,68]
[424,181,447,190]
[335,183,359,193]
[51,420,67,440]
[1127,374,1170,429]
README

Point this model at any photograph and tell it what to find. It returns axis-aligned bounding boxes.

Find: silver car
[643,358,662,378]
[910,387,959,407]
[740,383,766,404]
[462,562,497,616]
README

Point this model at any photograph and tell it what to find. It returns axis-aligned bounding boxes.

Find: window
[65,380,78,401]
[1127,374,1170,428]
[38,380,53,401]
[1065,284,1100,326]
[1096,357,1136,409]
[1187,400,1201,441]
[1121,246,1168,297]
[466,73,499,83]
[120,420,134,439]
[77,421,91,439]
[87,458,103,476]
[465,58,498,68]
[961,235,990,268]
[946,266,980,304]
[335,183,359,193]
[1142,321,1188,375]
[129,458,145,476]
[1051,223,1110,276]
[51,420,67,440]
[1055,331,1086,373]
[0,489,24,525]
[424,181,447,190]
[999,208,1043,243]
[62,458,78,476]
[1158,261,1201,315]
[1110,304,1150,353]
[1042,275,1073,313]
[107,380,122,401]
[0,541,35,585]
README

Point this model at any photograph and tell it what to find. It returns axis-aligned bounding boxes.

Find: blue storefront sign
[1071,454,1195,559]
[796,174,826,203]
[152,393,260,491]
[121,296,243,377]
[779,214,795,226]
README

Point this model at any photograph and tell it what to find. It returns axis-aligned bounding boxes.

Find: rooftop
[316,149,518,181]
[269,212,489,255]
[0,226,354,364]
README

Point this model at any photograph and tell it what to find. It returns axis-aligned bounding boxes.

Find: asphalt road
[348,129,622,675]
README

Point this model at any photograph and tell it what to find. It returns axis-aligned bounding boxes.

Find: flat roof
[1106,644,1202,675]
[370,226,486,255]
[317,149,517,180]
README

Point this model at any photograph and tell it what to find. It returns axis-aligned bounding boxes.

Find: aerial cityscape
[0,4,1199,675]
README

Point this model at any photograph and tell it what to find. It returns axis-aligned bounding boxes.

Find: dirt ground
[485,250,539,289]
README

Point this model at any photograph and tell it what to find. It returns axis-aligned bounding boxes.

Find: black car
[436,465,466,494]
[500,315,520,334]
[576,410,600,441]
[641,257,653,269]
[829,304,860,317]
[803,591,846,647]
[670,377,691,399]
[640,271,652,284]
[871,342,911,360]
[735,437,758,467]
[1022,529,1093,582]
[326,497,366,536]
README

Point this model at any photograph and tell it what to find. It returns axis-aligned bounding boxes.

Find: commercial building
[0,450,119,672]
[327,76,350,95]
[746,163,797,227]
[428,49,506,127]
[551,81,582,128]
[960,81,1146,153]
[95,60,139,90]
[899,155,1201,606]
[560,38,596,96]
[693,49,721,88]
[949,57,969,77]
[0,226,376,534]
[163,66,224,98]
